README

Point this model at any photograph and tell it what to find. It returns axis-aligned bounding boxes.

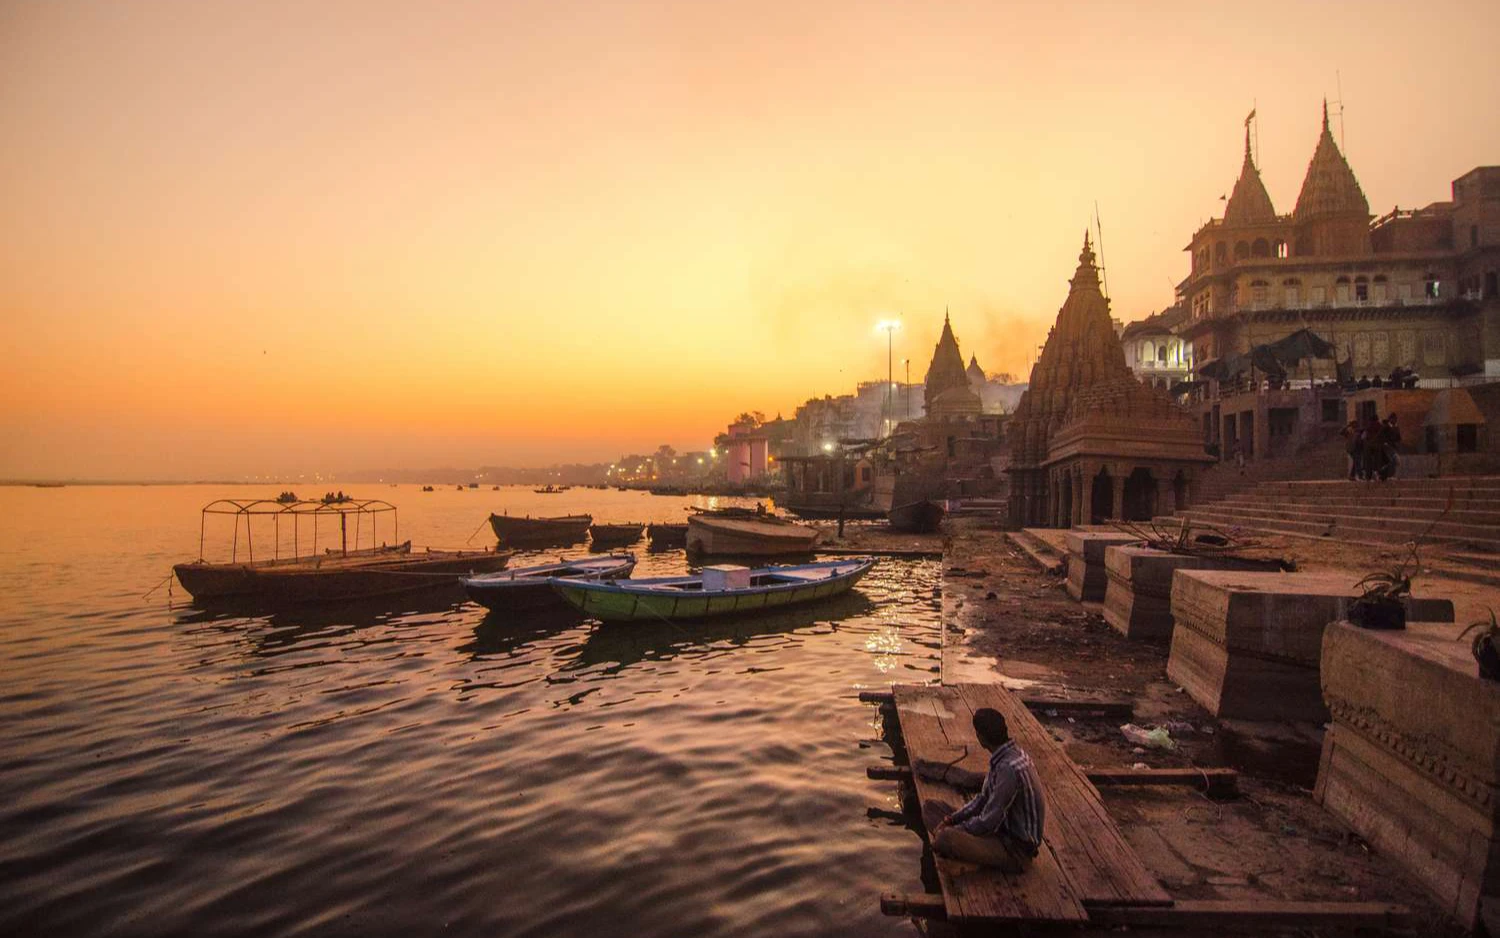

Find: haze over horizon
[4,0,1498,481]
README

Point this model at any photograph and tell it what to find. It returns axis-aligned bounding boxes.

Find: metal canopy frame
[196,498,399,564]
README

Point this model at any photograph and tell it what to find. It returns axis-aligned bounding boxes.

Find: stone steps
[1170,503,1500,547]
[1005,529,1065,574]
[1215,495,1500,527]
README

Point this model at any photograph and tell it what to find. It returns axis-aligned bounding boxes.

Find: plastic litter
[1120,723,1177,750]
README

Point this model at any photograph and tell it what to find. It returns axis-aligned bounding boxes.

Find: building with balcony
[1176,105,1500,390]
[1121,304,1194,389]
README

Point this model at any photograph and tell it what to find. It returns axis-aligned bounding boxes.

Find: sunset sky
[3,0,1497,480]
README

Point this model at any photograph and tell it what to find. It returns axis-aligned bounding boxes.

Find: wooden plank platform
[866,764,1238,797]
[1087,899,1412,930]
[892,682,1174,923]
[860,688,1135,720]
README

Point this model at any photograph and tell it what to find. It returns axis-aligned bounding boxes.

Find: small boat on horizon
[489,512,593,547]
[550,558,875,623]
[463,553,636,613]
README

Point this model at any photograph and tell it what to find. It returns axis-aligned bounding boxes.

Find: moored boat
[173,498,510,606]
[463,553,636,612]
[645,522,688,549]
[589,522,645,548]
[685,514,819,557]
[489,513,592,547]
[888,499,945,534]
[550,558,875,622]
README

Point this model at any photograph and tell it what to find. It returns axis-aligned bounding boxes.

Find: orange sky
[2,0,1497,480]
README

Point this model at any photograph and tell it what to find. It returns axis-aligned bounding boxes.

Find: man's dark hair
[972,708,1009,746]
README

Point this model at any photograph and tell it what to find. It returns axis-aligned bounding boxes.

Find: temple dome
[966,355,986,387]
[1223,128,1277,226]
[1294,101,1369,222]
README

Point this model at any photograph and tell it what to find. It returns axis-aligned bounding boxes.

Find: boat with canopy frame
[174,498,510,605]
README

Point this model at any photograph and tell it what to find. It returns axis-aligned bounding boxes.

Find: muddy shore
[873,516,1487,936]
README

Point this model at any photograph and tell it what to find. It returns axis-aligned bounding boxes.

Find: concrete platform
[1100,546,1281,642]
[1316,621,1499,930]
[1166,570,1455,721]
[1065,531,1140,602]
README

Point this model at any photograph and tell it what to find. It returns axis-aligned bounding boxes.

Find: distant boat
[489,513,593,547]
[782,503,886,521]
[888,500,945,534]
[645,522,688,549]
[550,558,875,623]
[534,485,564,494]
[686,514,819,557]
[589,522,645,548]
[422,485,435,492]
[463,553,635,612]
[468,483,479,489]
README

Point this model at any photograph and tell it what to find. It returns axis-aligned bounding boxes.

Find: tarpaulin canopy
[1196,328,1336,382]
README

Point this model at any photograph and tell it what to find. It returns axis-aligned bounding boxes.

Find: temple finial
[1244,124,1252,162]
[1322,97,1330,132]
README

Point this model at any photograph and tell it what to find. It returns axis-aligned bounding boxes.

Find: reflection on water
[0,485,940,937]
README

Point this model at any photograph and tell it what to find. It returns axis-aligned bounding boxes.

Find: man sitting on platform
[926,708,1046,872]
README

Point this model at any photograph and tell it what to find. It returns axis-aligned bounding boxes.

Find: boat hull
[489,513,592,547]
[551,559,873,623]
[685,516,819,557]
[174,549,511,606]
[463,556,635,612]
[888,500,945,534]
[588,524,645,549]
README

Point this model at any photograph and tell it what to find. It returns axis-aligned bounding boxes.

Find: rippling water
[0,485,939,937]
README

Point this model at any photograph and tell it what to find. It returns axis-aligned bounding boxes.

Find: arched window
[1335,275,1351,305]
[1251,238,1270,257]
[1215,242,1227,264]
[1158,346,1168,363]
[1274,240,1289,259]
[1354,275,1369,303]
[1251,279,1268,305]
[1234,241,1250,260]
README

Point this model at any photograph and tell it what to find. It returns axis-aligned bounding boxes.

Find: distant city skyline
[3,0,1497,480]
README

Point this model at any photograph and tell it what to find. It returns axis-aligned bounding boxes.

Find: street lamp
[876,319,900,436]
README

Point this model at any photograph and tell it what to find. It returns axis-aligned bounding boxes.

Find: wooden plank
[858,690,895,705]
[1084,766,1238,796]
[867,765,911,781]
[1087,899,1410,929]
[892,684,1088,924]
[1023,697,1135,719]
[879,893,947,918]
[954,684,1173,909]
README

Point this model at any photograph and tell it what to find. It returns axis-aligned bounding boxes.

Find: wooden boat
[462,553,636,612]
[489,513,592,547]
[173,498,510,605]
[550,558,875,623]
[685,514,819,557]
[646,522,688,549]
[782,503,886,521]
[888,499,945,534]
[589,522,645,548]
[534,485,563,494]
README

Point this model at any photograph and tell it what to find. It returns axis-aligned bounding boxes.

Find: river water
[0,485,940,937]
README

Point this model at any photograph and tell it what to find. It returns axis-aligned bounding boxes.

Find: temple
[922,312,982,418]
[1007,236,1211,527]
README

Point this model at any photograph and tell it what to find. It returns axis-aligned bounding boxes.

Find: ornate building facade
[1008,237,1211,528]
[1178,106,1500,394]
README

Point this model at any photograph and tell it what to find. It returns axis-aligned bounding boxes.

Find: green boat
[549,558,876,623]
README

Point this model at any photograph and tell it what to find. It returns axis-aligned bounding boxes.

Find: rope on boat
[143,571,174,601]
[464,516,492,546]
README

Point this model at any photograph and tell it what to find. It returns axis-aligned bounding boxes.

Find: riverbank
[920,518,1471,936]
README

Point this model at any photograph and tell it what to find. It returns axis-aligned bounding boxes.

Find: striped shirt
[948,739,1046,853]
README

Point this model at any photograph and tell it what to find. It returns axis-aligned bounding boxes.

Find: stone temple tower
[1007,235,1209,528]
[923,312,971,414]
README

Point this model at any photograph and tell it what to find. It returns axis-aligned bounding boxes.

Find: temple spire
[1322,97,1330,132]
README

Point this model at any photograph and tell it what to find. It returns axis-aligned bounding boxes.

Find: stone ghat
[1064,531,1140,602]
[1315,621,1499,931]
[1101,545,1282,641]
[1166,570,1454,722]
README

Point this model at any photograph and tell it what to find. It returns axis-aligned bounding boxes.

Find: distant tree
[654,444,677,461]
[733,410,766,428]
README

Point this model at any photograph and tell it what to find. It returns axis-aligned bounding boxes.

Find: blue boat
[549,558,876,622]
[463,553,636,612]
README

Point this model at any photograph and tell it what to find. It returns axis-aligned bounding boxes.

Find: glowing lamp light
[822,442,835,452]
[875,318,901,336]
